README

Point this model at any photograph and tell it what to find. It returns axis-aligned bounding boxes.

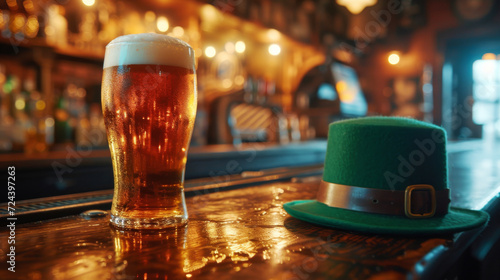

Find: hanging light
[235,41,246,53]
[266,29,280,41]
[336,0,377,14]
[157,16,169,32]
[224,42,235,54]
[205,46,216,58]
[388,52,400,65]
[82,0,95,7]
[268,44,281,56]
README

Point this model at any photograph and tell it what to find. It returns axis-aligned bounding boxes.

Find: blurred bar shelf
[0,37,104,63]
[0,141,328,202]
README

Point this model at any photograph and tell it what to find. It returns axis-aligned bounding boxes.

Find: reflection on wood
[0,181,460,280]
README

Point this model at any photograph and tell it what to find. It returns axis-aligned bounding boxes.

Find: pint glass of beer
[102,33,196,229]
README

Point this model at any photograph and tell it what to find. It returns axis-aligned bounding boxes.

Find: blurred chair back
[208,92,285,145]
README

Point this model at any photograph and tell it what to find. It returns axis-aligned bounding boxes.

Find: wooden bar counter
[1,140,499,280]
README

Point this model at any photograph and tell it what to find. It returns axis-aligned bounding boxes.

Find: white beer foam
[103,33,195,70]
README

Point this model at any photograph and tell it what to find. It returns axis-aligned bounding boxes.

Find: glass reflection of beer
[102,33,196,229]
[112,227,187,278]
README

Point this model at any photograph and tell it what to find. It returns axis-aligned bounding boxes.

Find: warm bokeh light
[82,0,95,7]
[25,15,39,38]
[388,53,400,65]
[225,42,235,54]
[195,48,202,58]
[145,11,156,22]
[336,0,376,14]
[335,81,355,103]
[335,81,347,94]
[482,53,496,60]
[222,79,233,88]
[11,14,26,33]
[0,13,5,29]
[172,26,184,37]
[45,26,55,36]
[205,46,216,58]
[267,29,280,41]
[6,0,18,10]
[45,117,55,127]
[15,99,25,110]
[234,75,245,86]
[235,41,246,53]
[23,0,35,13]
[157,16,169,32]
[200,4,218,22]
[268,44,281,56]
[36,100,46,110]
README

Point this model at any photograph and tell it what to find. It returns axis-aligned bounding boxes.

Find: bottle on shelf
[54,90,72,145]
[0,65,13,151]
[256,76,267,105]
[243,75,255,103]
[9,75,34,151]
[22,71,53,154]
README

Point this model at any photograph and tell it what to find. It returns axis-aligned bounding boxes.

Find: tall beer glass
[101,33,196,229]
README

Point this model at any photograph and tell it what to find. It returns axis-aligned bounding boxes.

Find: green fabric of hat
[283,116,489,236]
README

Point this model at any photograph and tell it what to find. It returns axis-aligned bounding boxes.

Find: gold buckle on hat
[404,184,436,218]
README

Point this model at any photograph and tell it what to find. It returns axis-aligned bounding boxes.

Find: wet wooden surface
[1,140,499,280]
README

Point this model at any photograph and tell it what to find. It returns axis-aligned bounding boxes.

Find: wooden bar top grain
[1,140,499,280]
[0,181,490,280]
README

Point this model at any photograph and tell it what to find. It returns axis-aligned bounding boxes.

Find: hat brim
[283,200,489,236]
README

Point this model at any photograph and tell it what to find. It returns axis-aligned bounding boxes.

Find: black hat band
[317,181,451,218]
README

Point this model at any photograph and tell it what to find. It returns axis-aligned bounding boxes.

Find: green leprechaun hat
[283,116,489,235]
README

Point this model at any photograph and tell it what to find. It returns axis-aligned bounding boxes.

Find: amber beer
[102,34,196,229]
